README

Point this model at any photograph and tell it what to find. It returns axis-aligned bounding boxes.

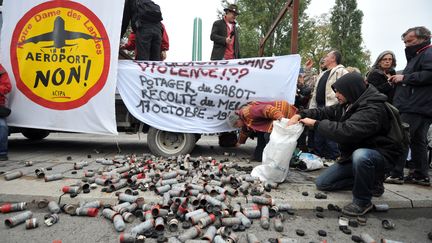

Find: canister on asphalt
[168,218,179,232]
[246,233,260,243]
[44,214,59,226]
[178,225,201,242]
[374,204,389,212]
[201,225,216,242]
[5,210,33,227]
[130,219,155,235]
[118,193,138,203]
[155,216,165,231]
[260,206,270,230]
[251,196,273,205]
[221,217,242,227]
[122,212,136,223]
[4,171,23,181]
[0,202,27,213]
[113,214,126,232]
[62,186,80,194]
[35,168,45,178]
[25,218,38,229]
[119,233,137,243]
[81,201,102,209]
[273,215,284,232]
[48,201,61,214]
[62,204,78,215]
[36,199,49,209]
[75,207,99,217]
[44,174,64,182]
[360,233,377,243]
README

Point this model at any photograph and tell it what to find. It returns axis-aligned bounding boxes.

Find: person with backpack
[385,26,432,186]
[121,0,163,61]
[288,73,403,216]
[121,23,169,60]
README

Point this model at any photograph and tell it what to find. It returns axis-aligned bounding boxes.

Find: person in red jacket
[121,23,169,60]
[0,64,12,161]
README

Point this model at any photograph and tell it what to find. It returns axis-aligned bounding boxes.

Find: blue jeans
[0,118,8,156]
[315,148,386,206]
[314,131,340,160]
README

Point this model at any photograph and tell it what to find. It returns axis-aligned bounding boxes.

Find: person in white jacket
[308,50,348,161]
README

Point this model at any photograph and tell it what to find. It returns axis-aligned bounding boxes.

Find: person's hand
[161,51,167,61]
[299,118,316,127]
[235,142,241,147]
[389,74,404,83]
[226,37,233,44]
[305,59,314,70]
[287,114,301,126]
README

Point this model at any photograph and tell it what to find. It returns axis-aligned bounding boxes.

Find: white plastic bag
[251,119,304,182]
[296,152,324,171]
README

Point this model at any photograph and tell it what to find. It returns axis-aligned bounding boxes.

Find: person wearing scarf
[386,26,432,186]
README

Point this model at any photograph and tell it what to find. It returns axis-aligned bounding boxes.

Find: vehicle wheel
[147,127,196,157]
[22,129,50,140]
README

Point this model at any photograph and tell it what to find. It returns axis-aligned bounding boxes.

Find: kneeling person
[288,73,402,216]
[229,100,297,162]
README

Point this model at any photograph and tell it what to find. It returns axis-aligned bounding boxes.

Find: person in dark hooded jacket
[288,73,403,216]
[386,26,432,186]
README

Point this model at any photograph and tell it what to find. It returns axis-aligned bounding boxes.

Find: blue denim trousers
[313,131,340,160]
[0,118,8,156]
[315,148,386,206]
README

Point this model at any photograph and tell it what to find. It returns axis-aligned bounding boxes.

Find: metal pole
[290,0,299,54]
[258,0,295,56]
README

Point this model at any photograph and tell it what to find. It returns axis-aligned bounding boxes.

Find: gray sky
[157,0,432,69]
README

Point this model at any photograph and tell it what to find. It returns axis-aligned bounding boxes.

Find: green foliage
[216,0,370,72]
[330,0,370,73]
[298,14,332,71]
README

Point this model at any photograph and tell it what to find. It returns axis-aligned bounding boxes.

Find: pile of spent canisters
[0,153,401,243]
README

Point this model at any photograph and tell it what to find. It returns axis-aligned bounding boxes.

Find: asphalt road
[1,133,431,243]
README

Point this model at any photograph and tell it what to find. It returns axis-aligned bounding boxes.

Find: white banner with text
[117,55,301,133]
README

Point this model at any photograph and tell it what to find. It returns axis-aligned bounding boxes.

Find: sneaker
[405,174,431,186]
[342,202,373,217]
[384,176,404,185]
[0,155,8,161]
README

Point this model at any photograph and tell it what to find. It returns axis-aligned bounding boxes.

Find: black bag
[0,106,11,118]
[384,102,410,146]
[135,0,163,24]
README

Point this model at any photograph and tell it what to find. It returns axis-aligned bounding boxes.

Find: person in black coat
[210,4,240,60]
[366,50,397,103]
[121,0,163,61]
[386,26,432,186]
[289,73,402,216]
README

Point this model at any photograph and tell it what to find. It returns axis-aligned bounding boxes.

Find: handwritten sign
[117,55,300,133]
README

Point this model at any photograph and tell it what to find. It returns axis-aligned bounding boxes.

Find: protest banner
[117,55,300,133]
[1,0,124,134]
